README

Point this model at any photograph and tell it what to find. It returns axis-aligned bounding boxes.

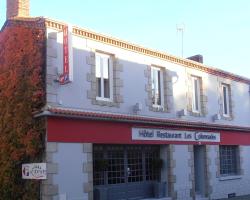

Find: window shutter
[95,55,101,78]
[103,57,109,79]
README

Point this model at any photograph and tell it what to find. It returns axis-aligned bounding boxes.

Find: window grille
[220,145,239,175]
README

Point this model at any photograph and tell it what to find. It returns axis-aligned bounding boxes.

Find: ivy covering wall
[0,22,46,199]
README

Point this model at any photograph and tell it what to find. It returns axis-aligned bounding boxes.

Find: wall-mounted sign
[22,163,47,180]
[59,25,73,85]
[132,128,220,143]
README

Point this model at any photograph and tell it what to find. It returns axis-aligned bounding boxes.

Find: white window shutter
[95,55,101,78]
[103,57,109,79]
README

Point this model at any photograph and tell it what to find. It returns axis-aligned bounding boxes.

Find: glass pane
[157,71,161,105]
[220,145,238,175]
[192,77,200,112]
[223,86,228,115]
[107,148,125,184]
[145,146,160,181]
[194,79,199,111]
[104,79,110,98]
[93,147,105,186]
[127,146,143,182]
[151,69,156,104]
[151,68,161,105]
[97,78,102,97]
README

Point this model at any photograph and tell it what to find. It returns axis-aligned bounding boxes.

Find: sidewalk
[218,195,250,200]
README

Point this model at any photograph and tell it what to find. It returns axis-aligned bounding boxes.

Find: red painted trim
[47,117,250,145]
[46,107,250,132]
[59,25,70,85]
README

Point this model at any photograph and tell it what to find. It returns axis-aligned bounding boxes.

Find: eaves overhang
[35,107,250,133]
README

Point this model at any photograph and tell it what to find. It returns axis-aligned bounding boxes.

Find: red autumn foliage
[0,23,45,199]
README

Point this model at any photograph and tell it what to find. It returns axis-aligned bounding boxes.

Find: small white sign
[132,128,220,143]
[22,163,47,180]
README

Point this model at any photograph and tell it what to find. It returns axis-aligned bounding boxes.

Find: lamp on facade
[133,102,142,114]
[177,109,188,117]
[212,113,221,122]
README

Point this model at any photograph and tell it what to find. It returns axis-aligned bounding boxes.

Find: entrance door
[194,145,206,198]
[93,145,161,200]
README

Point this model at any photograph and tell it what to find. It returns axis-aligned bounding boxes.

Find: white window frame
[191,76,201,113]
[95,52,113,102]
[151,66,164,109]
[222,84,230,117]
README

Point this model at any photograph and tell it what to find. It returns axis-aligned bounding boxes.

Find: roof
[1,17,250,84]
[44,18,250,85]
[36,106,250,132]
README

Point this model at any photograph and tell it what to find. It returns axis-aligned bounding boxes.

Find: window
[151,66,164,107]
[222,84,230,116]
[191,76,201,112]
[95,52,113,101]
[220,145,239,175]
[93,145,160,186]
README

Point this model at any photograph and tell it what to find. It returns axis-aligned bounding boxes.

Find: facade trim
[43,18,250,85]
[46,116,250,145]
[37,107,250,132]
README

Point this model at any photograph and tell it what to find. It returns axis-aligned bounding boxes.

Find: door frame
[193,145,209,199]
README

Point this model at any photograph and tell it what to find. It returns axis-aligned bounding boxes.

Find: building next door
[93,145,163,200]
[194,145,206,199]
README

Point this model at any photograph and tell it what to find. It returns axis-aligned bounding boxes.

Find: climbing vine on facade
[0,24,46,199]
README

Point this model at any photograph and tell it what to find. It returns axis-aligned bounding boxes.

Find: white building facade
[41,20,250,200]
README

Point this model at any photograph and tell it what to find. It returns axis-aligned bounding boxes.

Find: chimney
[187,54,203,64]
[7,0,30,19]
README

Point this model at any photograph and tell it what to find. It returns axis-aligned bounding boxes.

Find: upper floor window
[219,145,239,176]
[191,76,201,113]
[95,52,113,101]
[222,84,230,116]
[151,66,164,107]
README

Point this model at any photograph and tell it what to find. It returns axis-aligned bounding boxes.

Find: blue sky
[1,0,250,77]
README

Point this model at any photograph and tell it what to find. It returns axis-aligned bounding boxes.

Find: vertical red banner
[59,25,70,84]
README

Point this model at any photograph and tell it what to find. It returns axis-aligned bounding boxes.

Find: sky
[0,0,250,78]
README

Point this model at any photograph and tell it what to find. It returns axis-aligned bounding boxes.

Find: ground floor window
[219,145,239,175]
[93,145,161,186]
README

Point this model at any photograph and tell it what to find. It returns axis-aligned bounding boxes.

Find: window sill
[222,114,230,117]
[152,105,164,112]
[219,175,242,181]
[96,97,113,102]
[191,110,200,113]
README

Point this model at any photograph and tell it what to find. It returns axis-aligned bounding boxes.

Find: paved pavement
[217,195,250,200]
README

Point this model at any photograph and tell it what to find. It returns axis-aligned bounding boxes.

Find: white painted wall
[53,143,88,200]
[209,145,250,199]
[46,27,250,127]
[50,142,250,200]
[173,145,192,200]
[46,26,250,200]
